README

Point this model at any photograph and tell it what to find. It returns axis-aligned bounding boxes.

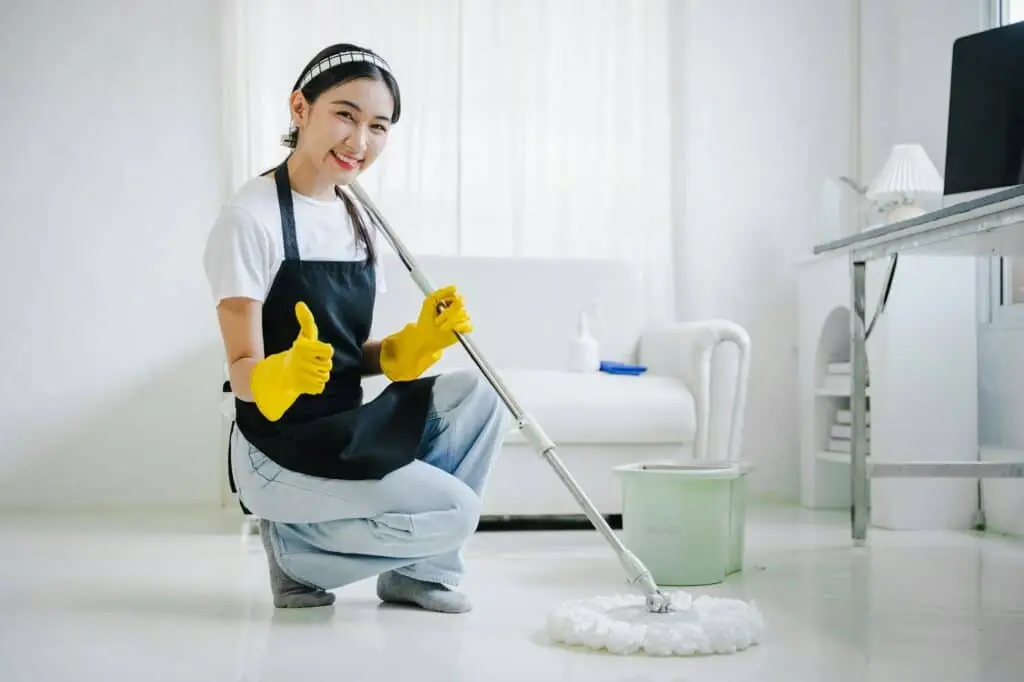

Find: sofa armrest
[638,319,750,462]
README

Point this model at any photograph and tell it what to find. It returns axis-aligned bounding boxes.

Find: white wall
[668,0,994,506]
[9,0,847,511]
[669,0,858,501]
[859,0,990,186]
[0,0,226,509]
[3,0,856,510]
[3,0,1000,514]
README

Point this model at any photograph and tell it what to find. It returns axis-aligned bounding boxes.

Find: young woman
[203,43,508,613]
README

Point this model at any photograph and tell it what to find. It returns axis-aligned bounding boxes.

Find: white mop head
[545,590,764,656]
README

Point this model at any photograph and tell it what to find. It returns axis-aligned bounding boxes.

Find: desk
[814,185,1024,543]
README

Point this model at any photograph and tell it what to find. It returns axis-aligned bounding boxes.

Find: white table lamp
[866,143,944,223]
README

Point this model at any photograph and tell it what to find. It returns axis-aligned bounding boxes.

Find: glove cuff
[381,324,441,382]
[250,353,299,422]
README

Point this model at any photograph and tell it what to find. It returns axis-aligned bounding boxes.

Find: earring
[280,123,297,147]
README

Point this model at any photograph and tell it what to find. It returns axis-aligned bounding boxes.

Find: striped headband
[297,50,393,91]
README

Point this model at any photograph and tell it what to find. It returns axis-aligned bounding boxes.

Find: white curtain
[221,0,674,321]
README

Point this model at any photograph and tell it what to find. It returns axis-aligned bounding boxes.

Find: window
[1007,0,1024,24]
[986,0,1024,325]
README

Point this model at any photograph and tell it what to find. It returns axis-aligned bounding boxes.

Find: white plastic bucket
[614,461,743,587]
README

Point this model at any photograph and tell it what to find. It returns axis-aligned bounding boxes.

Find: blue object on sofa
[599,360,647,375]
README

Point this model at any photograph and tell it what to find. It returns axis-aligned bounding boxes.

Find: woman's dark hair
[272,43,400,266]
[281,42,401,147]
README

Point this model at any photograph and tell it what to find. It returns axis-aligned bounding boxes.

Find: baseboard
[477,514,622,531]
[980,446,1024,539]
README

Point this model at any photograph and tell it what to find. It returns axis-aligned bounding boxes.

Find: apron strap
[225,419,253,516]
[226,420,237,494]
[273,161,300,261]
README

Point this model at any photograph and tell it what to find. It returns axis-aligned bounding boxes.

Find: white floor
[1,505,1022,681]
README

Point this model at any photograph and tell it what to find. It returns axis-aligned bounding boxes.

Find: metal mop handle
[347,181,672,613]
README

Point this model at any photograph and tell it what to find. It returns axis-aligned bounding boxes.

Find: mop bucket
[614,462,743,587]
[726,460,754,575]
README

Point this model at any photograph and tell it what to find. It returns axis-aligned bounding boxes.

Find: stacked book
[822,362,870,456]
[827,408,870,454]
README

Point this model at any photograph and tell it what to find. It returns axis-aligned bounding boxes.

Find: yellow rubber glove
[250,301,333,421]
[380,285,473,382]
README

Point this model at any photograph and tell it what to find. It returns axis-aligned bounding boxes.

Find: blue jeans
[230,370,509,590]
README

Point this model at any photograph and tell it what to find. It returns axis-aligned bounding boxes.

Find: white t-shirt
[203,174,386,304]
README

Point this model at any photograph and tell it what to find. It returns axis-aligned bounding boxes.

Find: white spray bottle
[567,307,600,372]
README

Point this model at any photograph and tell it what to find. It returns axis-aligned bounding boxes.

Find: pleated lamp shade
[866,143,944,202]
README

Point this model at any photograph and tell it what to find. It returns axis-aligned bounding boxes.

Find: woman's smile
[330,150,361,170]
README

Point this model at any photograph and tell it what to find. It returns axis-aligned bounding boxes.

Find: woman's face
[290,76,395,185]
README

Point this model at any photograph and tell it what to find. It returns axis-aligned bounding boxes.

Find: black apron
[230,161,437,483]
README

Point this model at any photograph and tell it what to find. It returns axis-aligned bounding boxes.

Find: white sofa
[359,254,751,519]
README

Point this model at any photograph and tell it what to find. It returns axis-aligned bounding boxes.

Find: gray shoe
[376,570,471,613]
[259,519,335,608]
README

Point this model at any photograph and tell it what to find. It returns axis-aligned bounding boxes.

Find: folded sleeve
[202,205,272,303]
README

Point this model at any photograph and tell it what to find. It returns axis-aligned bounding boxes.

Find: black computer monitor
[943,21,1024,197]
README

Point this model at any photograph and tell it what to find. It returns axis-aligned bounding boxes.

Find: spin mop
[347,182,765,657]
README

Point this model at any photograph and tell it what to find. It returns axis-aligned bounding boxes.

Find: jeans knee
[432,370,480,409]
[443,484,482,547]
[434,370,504,422]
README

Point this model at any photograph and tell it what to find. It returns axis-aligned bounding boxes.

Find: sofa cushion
[360,368,695,446]
[485,369,694,445]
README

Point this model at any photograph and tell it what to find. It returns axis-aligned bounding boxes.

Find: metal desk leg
[850,258,870,544]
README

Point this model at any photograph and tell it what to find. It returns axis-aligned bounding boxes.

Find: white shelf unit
[798,250,980,529]
[816,381,872,474]
[806,301,872,509]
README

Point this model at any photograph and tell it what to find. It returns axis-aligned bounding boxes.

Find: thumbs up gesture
[250,301,334,421]
[289,302,334,394]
